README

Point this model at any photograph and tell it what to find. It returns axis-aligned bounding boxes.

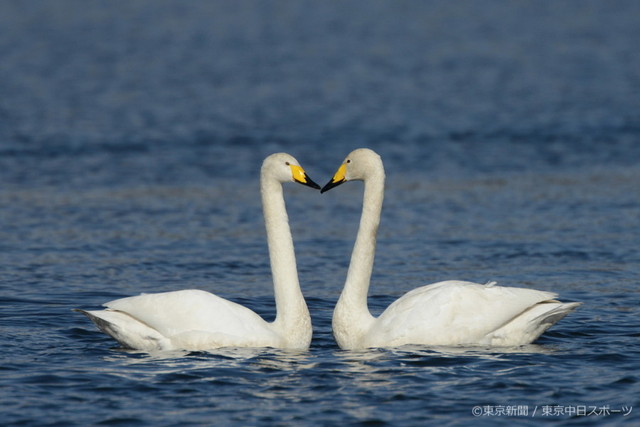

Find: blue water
[1,1,639,425]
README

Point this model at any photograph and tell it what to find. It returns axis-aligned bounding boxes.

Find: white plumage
[322,148,580,350]
[76,153,320,351]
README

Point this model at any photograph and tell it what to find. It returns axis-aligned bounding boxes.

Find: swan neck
[260,176,310,340]
[340,169,385,315]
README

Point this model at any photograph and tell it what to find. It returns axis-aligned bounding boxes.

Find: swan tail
[487,301,581,346]
[73,308,168,350]
[531,301,581,327]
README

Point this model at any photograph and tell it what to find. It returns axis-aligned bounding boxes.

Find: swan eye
[285,162,290,166]
[346,160,351,163]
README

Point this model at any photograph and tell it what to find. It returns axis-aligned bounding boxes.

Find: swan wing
[79,289,279,350]
[369,280,564,346]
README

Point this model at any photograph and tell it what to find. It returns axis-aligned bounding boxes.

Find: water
[1,1,639,425]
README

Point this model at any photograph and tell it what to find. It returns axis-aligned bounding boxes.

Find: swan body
[322,148,580,350]
[76,153,320,351]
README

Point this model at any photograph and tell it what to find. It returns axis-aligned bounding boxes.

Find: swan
[321,148,580,350]
[75,153,320,351]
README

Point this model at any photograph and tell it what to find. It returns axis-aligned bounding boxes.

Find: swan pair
[77,149,580,351]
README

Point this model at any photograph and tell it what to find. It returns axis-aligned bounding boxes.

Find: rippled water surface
[1,1,639,425]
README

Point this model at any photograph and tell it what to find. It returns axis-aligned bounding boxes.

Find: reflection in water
[99,347,317,394]
[100,341,561,385]
[104,346,314,370]
[335,343,557,371]
[388,343,558,358]
[322,343,565,421]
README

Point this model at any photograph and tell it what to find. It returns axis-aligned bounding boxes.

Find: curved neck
[338,168,385,319]
[260,176,310,340]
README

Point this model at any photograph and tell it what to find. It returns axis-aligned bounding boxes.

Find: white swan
[76,153,319,351]
[321,148,580,350]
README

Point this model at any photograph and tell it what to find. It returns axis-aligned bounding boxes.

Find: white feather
[76,153,316,351]
[326,148,580,350]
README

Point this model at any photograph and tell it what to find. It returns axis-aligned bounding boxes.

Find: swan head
[262,153,321,189]
[321,148,383,193]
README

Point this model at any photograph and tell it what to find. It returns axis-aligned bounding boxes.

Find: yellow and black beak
[321,163,347,193]
[290,164,321,190]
